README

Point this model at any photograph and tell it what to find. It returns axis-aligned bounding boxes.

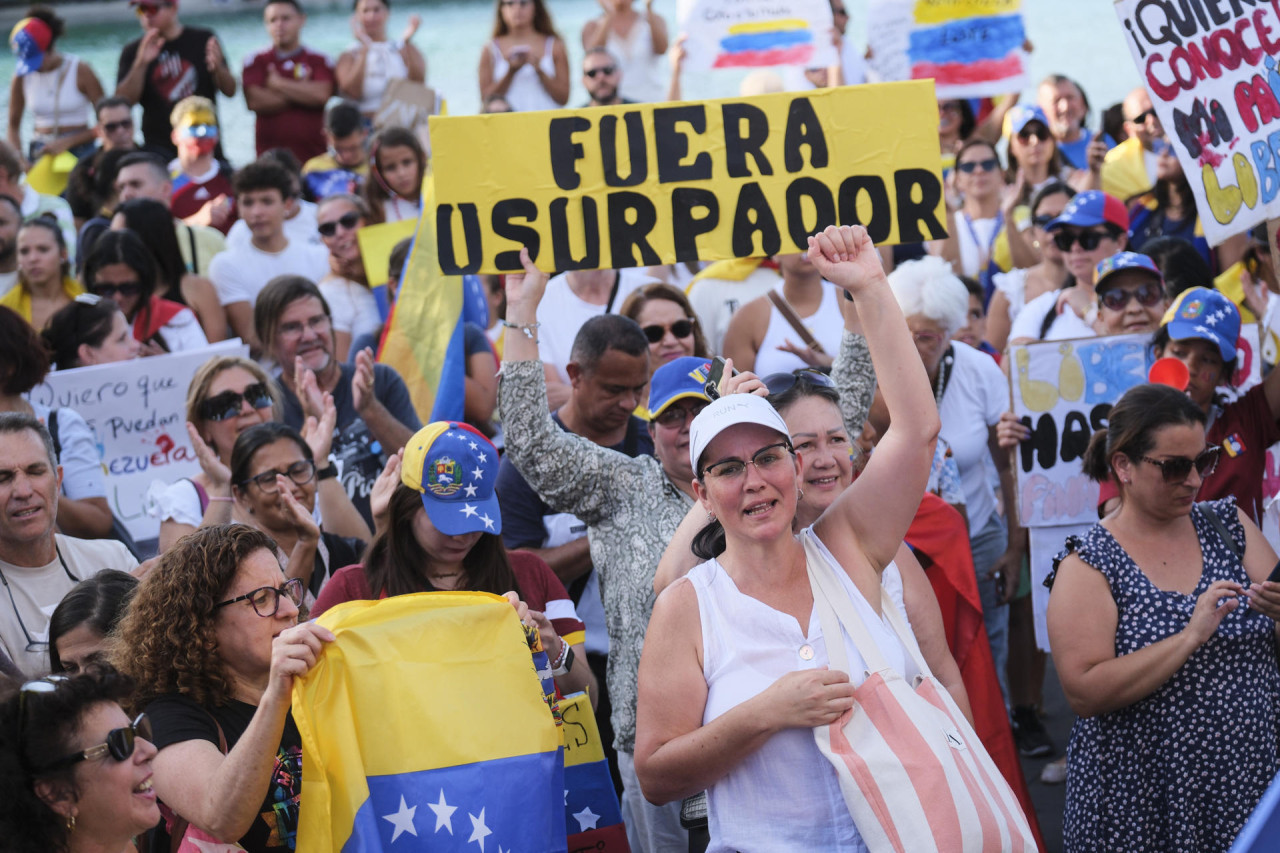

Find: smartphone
[704,357,729,399]
[1266,559,1280,584]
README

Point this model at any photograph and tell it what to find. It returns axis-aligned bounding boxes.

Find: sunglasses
[239,459,316,493]
[1099,281,1164,311]
[585,65,617,78]
[1017,126,1051,142]
[90,280,142,300]
[102,119,133,134]
[40,714,152,773]
[653,400,707,428]
[215,577,304,617]
[1135,445,1220,483]
[1032,214,1055,229]
[317,211,361,237]
[642,318,695,343]
[134,3,170,15]
[763,368,836,398]
[1052,229,1111,252]
[501,0,533,6]
[199,382,273,422]
[957,158,999,174]
[1128,108,1157,124]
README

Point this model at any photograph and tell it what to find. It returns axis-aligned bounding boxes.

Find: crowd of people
[2,0,1280,851]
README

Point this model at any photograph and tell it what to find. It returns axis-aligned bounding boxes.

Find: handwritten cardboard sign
[676,0,837,72]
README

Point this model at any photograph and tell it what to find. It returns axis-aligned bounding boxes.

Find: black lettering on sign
[1019,413,1057,473]
[549,116,591,191]
[783,98,828,172]
[732,182,781,257]
[1061,411,1091,463]
[837,176,892,244]
[491,198,540,270]
[607,191,661,269]
[654,106,712,183]
[785,177,836,248]
[721,103,773,178]
[549,197,600,271]
[894,169,947,242]
[601,113,648,187]
[1089,403,1112,433]
[671,187,719,262]
[436,203,482,275]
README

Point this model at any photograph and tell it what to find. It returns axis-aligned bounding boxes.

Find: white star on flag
[428,788,456,834]
[480,512,495,530]
[463,483,478,498]
[477,452,488,463]
[468,808,492,850]
[1205,314,1219,326]
[460,503,479,518]
[573,805,601,831]
[564,789,569,805]
[471,466,485,480]
[1194,325,1212,335]
[444,431,455,440]
[469,441,478,450]
[382,795,418,842]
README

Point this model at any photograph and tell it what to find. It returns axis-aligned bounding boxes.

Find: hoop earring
[797,488,805,501]
[706,511,715,523]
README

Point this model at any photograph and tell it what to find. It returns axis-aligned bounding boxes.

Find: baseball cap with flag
[647,355,714,419]
[1161,286,1240,363]
[10,17,53,77]
[1044,190,1129,233]
[401,421,502,536]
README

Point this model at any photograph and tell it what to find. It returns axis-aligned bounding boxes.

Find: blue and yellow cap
[401,421,502,536]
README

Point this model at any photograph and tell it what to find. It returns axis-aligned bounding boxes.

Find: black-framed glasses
[215,577,304,617]
[1032,214,1055,229]
[198,382,273,422]
[763,368,836,398]
[584,65,617,78]
[642,318,695,343]
[90,280,143,300]
[702,441,795,480]
[1099,281,1164,311]
[957,158,998,174]
[653,400,707,428]
[1017,126,1051,142]
[239,460,315,493]
[38,714,152,773]
[1052,229,1110,252]
[1135,445,1220,483]
[101,118,133,134]
[317,211,361,237]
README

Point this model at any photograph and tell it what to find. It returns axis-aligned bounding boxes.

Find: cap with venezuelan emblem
[1044,190,1129,233]
[1161,286,1240,363]
[10,17,53,77]
[401,421,502,536]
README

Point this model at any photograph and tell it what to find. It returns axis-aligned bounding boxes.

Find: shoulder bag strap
[46,408,62,460]
[767,289,826,354]
[604,269,622,314]
[1201,503,1241,562]
[166,711,228,853]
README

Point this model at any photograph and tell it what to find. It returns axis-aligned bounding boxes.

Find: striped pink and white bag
[804,535,1036,853]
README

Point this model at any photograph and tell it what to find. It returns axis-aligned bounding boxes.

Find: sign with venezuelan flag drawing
[428,82,946,275]
[293,591,567,852]
[866,0,1028,98]
[676,0,837,71]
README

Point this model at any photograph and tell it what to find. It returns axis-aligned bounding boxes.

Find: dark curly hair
[112,525,280,709]
[0,667,134,853]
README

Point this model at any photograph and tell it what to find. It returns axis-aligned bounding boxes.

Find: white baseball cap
[689,394,791,475]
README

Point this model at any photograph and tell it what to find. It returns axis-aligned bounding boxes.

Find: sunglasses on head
[763,368,836,398]
[1099,281,1164,311]
[1052,229,1110,252]
[90,280,142,299]
[585,65,617,78]
[1134,445,1220,483]
[1017,125,1051,142]
[199,382,273,422]
[957,158,998,174]
[642,318,695,343]
[39,713,152,773]
[102,119,133,134]
[317,211,361,237]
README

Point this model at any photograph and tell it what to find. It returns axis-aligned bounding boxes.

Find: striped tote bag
[804,535,1037,853]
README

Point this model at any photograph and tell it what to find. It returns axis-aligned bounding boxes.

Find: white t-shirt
[225,199,320,252]
[318,274,381,343]
[30,402,105,501]
[535,268,649,383]
[938,341,1009,537]
[991,268,1028,324]
[209,238,329,307]
[1008,288,1096,344]
[0,269,17,298]
[0,534,136,676]
[158,307,210,352]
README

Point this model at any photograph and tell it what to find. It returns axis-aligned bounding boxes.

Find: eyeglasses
[642,318,695,343]
[1099,281,1165,311]
[702,441,794,481]
[1017,126,1051,142]
[956,158,998,174]
[653,400,707,428]
[0,567,49,652]
[134,3,170,15]
[1135,445,1221,483]
[39,714,152,773]
[584,65,617,78]
[1052,229,1111,252]
[1128,108,1157,124]
[501,0,532,6]
[317,211,361,237]
[763,368,836,398]
[90,280,143,300]
[199,382,273,422]
[277,314,331,339]
[215,577,304,617]
[101,119,133,134]
[239,460,315,493]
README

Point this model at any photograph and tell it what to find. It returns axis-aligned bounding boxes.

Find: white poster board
[26,341,247,543]
[1114,0,1280,245]
[676,0,837,73]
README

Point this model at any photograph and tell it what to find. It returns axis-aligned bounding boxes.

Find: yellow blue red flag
[560,692,628,850]
[293,591,567,851]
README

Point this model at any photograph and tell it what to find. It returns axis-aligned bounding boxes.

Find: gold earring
[66,814,76,832]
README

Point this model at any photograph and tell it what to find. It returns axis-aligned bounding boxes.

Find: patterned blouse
[499,359,694,754]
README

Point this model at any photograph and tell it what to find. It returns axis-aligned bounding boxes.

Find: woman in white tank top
[635,226,964,850]
[7,8,103,161]
[336,0,426,118]
[581,0,669,104]
[478,0,569,112]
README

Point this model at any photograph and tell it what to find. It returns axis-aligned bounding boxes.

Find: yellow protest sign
[357,219,417,286]
[429,81,945,274]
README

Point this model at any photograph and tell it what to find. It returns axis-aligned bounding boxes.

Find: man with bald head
[1101,86,1166,203]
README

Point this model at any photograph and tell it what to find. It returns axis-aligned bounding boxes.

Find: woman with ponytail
[1049,382,1280,852]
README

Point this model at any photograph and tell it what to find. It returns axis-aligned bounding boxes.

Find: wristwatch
[318,462,339,481]
[551,643,575,677]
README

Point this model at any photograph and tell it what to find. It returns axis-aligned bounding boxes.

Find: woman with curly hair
[112,524,333,853]
[0,667,160,853]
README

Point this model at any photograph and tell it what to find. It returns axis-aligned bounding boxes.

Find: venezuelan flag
[378,175,466,422]
[293,592,567,852]
[908,13,1025,87]
[559,692,628,850]
[713,19,814,69]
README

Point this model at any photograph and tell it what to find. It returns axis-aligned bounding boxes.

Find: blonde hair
[185,356,282,453]
[170,95,217,129]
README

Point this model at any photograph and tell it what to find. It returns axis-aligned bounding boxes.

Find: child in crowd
[363,125,425,224]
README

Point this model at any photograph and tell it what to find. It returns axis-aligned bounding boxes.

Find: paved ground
[1019,658,1072,853]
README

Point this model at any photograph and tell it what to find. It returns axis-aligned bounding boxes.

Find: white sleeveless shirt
[690,528,917,852]
[753,280,845,376]
[355,41,409,114]
[489,37,560,112]
[24,55,92,134]
[604,15,665,103]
